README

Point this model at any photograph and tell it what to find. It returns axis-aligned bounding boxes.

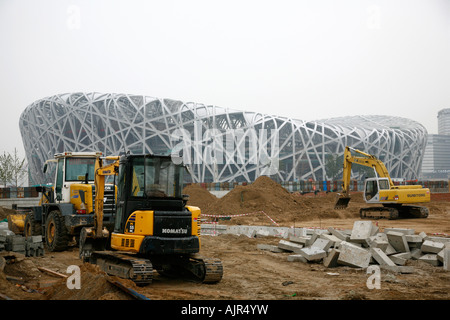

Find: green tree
[325,153,343,180]
[10,148,27,187]
[0,149,27,187]
[0,151,13,187]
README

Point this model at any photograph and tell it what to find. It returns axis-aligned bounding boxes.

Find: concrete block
[323,249,340,268]
[443,248,450,271]
[253,229,270,238]
[278,240,303,253]
[350,221,377,244]
[256,244,284,253]
[370,247,396,267]
[390,252,412,266]
[299,247,327,262]
[337,241,372,268]
[369,238,389,252]
[311,238,332,251]
[288,235,310,245]
[421,240,445,254]
[386,231,410,253]
[305,232,319,247]
[290,228,307,237]
[410,248,422,260]
[419,254,440,266]
[384,228,415,235]
[405,235,423,249]
[327,227,350,241]
[320,234,342,248]
[287,254,308,263]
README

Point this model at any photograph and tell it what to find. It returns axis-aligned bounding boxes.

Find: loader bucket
[334,196,351,209]
[8,213,26,235]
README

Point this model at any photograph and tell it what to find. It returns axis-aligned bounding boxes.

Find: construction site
[0,174,449,301]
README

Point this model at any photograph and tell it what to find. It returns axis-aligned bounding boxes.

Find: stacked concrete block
[0,233,44,257]
[26,236,45,257]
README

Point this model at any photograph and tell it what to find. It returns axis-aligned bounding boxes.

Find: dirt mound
[183,183,218,210]
[44,263,133,300]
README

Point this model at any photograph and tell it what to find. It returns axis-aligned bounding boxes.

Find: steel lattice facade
[19,92,428,185]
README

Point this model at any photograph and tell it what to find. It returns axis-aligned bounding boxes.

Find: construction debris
[0,231,44,257]
[248,220,450,272]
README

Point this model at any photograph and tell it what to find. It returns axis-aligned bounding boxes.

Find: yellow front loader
[335,146,430,219]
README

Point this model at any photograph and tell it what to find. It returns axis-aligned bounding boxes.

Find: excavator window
[365,180,378,200]
[128,156,183,198]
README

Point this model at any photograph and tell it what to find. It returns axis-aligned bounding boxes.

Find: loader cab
[364,177,390,203]
[114,154,186,233]
[49,152,101,203]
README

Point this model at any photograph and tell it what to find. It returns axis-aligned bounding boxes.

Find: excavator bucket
[334,196,351,209]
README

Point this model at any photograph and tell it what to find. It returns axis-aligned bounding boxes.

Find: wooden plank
[37,267,68,278]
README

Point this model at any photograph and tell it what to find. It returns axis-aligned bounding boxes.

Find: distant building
[421,108,450,179]
[20,93,428,185]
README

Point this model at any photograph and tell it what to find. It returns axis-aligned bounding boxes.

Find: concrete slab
[370,247,396,267]
[350,221,377,244]
[369,238,389,252]
[443,248,450,271]
[384,228,415,235]
[404,234,423,249]
[389,252,411,266]
[305,232,319,247]
[327,227,349,241]
[421,240,445,254]
[299,247,327,262]
[419,254,440,266]
[288,235,310,245]
[380,265,414,274]
[323,249,340,268]
[386,231,410,253]
[410,248,422,260]
[311,238,332,251]
[320,234,342,248]
[337,241,372,268]
[256,244,284,253]
[278,240,303,253]
[287,254,308,263]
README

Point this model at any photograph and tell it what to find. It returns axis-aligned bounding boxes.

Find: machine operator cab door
[363,177,390,204]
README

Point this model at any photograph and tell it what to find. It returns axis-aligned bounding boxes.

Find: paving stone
[299,247,327,262]
[370,247,396,267]
[386,231,410,253]
[323,248,340,268]
[337,241,372,268]
[421,240,445,254]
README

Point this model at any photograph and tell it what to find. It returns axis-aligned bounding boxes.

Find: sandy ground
[0,184,449,301]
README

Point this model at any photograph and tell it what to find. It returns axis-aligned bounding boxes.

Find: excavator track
[360,205,429,220]
[90,251,153,286]
[185,255,223,284]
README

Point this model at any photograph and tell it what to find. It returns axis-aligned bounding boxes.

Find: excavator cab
[80,153,223,285]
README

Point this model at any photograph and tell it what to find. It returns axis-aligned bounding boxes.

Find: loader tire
[45,210,69,252]
[24,212,41,237]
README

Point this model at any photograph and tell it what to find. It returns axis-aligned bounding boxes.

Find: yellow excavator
[334,146,430,219]
[79,153,223,285]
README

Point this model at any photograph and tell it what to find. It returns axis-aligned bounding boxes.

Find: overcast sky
[1,0,449,160]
